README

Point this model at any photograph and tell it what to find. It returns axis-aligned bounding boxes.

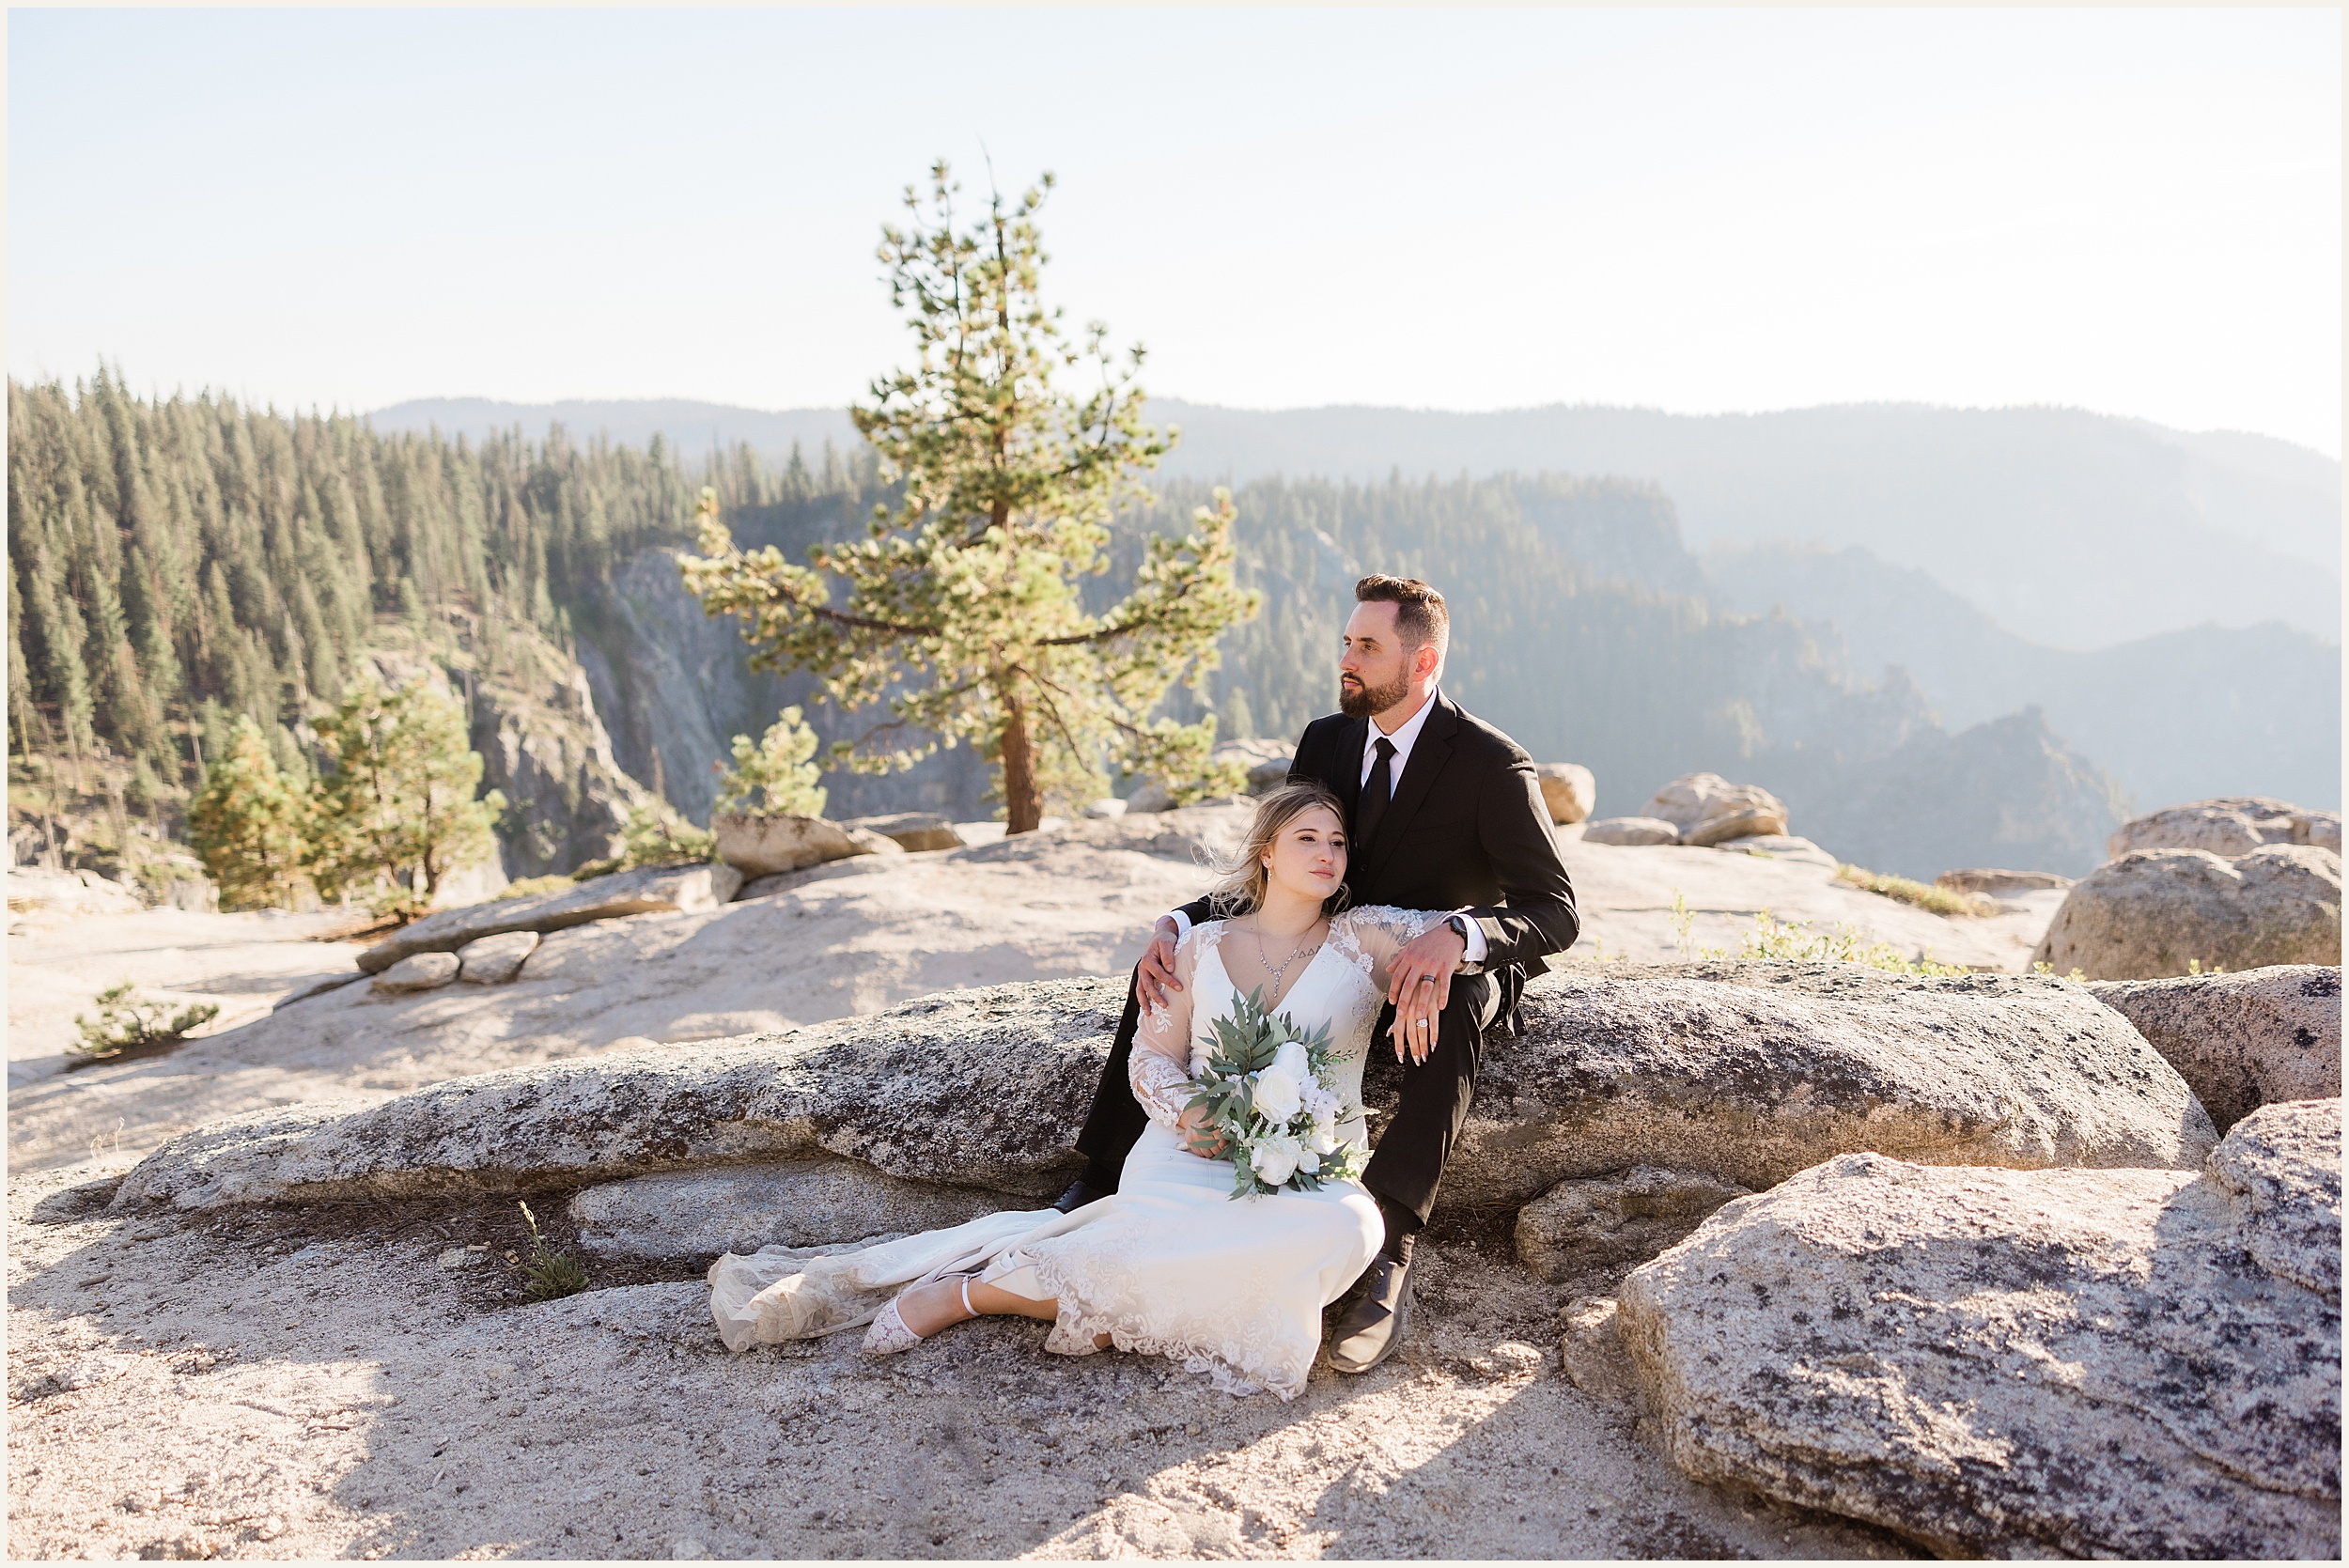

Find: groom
[1057,574,1579,1373]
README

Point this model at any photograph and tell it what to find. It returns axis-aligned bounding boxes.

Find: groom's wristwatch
[1444,914,1474,953]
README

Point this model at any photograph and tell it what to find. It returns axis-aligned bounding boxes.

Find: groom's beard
[1339,671,1409,719]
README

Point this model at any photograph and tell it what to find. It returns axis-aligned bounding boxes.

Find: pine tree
[306,675,505,916]
[712,707,829,817]
[681,161,1257,831]
[188,716,310,910]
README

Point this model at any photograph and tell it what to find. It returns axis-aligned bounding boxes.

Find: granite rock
[1534,764,1597,826]
[1643,773,1789,848]
[1515,1167,1752,1281]
[113,962,2215,1215]
[357,862,743,974]
[455,931,539,986]
[2108,797,2343,862]
[369,953,459,995]
[2090,965,2341,1132]
[1558,1296,1640,1405]
[1581,817,1680,847]
[713,814,901,878]
[2031,845,2341,980]
[1616,1101,2341,1558]
[568,1158,1019,1265]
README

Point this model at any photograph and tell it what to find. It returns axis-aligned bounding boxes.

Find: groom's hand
[1136,916,1184,1008]
[1386,924,1467,1064]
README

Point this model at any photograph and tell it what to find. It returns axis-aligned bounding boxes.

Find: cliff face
[467,658,644,880]
[364,626,646,882]
[574,549,996,827]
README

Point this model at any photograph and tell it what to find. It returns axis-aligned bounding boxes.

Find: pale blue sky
[8,8,2341,454]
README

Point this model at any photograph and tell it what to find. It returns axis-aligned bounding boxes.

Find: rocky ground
[6,811,2088,1560]
[8,1157,1910,1562]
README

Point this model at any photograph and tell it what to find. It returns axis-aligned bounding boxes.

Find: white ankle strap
[961,1276,975,1317]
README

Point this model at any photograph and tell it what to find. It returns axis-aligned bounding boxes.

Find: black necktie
[1356,737,1397,850]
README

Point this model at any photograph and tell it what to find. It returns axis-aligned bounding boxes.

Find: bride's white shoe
[863,1275,975,1355]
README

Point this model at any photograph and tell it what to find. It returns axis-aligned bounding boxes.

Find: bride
[708,781,1454,1399]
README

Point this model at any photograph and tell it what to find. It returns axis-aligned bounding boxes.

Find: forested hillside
[13,374,2134,882]
[6,370,796,792]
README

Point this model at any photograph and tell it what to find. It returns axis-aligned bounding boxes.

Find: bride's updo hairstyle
[1206,780,1350,919]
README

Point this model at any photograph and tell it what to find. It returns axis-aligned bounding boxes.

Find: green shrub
[618,799,715,869]
[72,983,220,1061]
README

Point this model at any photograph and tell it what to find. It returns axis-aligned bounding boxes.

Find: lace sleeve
[1333,905,1453,993]
[1128,925,1205,1130]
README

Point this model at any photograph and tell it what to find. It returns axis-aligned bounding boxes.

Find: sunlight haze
[8,8,2341,454]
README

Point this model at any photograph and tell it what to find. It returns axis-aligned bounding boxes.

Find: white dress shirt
[1165,686,1488,962]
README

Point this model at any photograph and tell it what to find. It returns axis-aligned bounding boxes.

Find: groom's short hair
[1355,575,1450,658]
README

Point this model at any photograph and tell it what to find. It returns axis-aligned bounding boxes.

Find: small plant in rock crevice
[516,1200,589,1303]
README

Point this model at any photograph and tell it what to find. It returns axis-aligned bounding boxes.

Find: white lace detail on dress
[1128,1049,1194,1130]
[1327,904,1451,982]
[999,1227,1313,1399]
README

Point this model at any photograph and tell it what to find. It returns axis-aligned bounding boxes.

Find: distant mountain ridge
[1703,542,2341,814]
[369,396,2341,652]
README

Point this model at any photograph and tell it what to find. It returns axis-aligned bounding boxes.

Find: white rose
[1250,1134,1301,1187]
[1305,1124,1339,1157]
[1252,1062,1305,1125]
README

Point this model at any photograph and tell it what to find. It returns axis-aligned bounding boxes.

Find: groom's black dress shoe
[1327,1257,1413,1374]
[1050,1178,1108,1214]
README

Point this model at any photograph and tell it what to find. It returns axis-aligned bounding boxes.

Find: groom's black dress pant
[1073,962,1518,1228]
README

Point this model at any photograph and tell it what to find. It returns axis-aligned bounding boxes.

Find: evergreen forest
[8,370,2128,881]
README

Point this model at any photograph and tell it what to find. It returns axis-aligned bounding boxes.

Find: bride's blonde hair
[1206,780,1350,919]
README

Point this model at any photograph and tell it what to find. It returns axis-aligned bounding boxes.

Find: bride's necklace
[1247,915,1325,999]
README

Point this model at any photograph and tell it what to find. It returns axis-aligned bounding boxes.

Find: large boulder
[111,962,2214,1216]
[713,813,901,877]
[356,862,742,974]
[1615,1099,2342,1559]
[1533,764,1596,825]
[2031,845,2341,980]
[2090,965,2341,1132]
[1643,773,1789,848]
[1455,963,2214,1212]
[2109,796,2343,861]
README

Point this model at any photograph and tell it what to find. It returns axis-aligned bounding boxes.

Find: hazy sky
[8,8,2341,455]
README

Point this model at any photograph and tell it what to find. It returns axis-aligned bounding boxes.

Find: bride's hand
[1176,1108,1228,1159]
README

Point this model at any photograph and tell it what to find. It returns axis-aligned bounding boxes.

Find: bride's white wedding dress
[708,905,1447,1399]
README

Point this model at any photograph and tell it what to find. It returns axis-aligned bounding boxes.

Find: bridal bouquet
[1188,988,1367,1199]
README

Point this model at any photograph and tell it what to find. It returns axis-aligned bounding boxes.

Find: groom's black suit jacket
[1174,694,1579,974]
